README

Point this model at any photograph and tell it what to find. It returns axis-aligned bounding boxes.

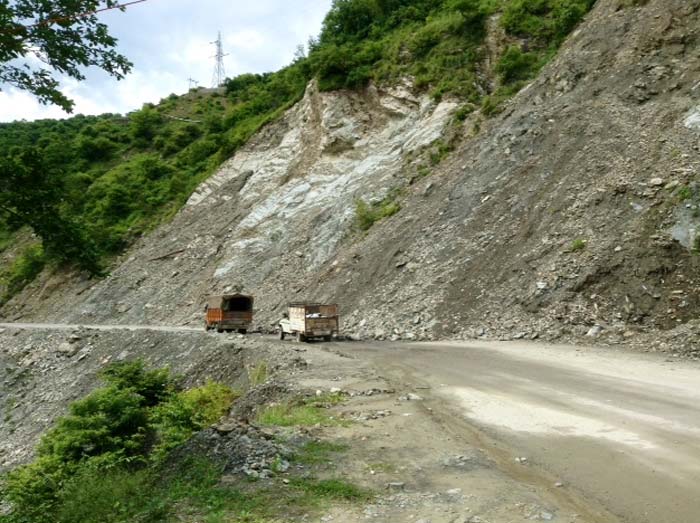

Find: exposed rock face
[4,0,700,353]
[1,80,459,330]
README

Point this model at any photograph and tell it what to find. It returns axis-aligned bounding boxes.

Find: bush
[501,0,595,44]
[0,361,236,523]
[151,380,237,459]
[0,244,46,304]
[496,45,541,84]
[355,196,401,231]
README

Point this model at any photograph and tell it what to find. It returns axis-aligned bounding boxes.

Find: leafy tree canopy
[0,0,132,112]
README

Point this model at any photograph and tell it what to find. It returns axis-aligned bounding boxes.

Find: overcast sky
[0,0,332,122]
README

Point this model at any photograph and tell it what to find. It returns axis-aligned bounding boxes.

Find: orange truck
[204,294,253,333]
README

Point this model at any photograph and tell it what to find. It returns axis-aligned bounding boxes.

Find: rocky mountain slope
[3,0,700,355]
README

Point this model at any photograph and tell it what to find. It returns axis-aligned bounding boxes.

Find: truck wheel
[216,325,223,333]
[238,329,247,335]
[279,328,285,341]
[204,322,209,332]
[297,332,306,343]
[323,335,332,342]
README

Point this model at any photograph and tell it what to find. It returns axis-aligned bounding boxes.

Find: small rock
[329,387,342,394]
[515,457,528,464]
[554,482,564,488]
[649,177,664,187]
[57,342,79,356]
[446,488,462,495]
[586,325,603,337]
[399,393,423,401]
[387,482,405,491]
[512,332,527,340]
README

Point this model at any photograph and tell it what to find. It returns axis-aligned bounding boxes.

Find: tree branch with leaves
[0,0,133,112]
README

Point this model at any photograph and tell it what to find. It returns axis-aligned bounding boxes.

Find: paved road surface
[338,340,700,523]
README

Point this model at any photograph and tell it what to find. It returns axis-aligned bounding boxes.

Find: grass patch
[304,392,346,408]
[571,238,587,252]
[354,195,401,231]
[257,391,348,427]
[248,362,268,387]
[365,461,396,474]
[288,478,370,502]
[293,440,349,466]
[677,185,693,201]
[256,404,332,427]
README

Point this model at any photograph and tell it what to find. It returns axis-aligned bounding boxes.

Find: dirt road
[0,322,201,333]
[3,322,698,522]
[335,339,700,523]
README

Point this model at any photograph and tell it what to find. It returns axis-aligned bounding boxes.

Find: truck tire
[216,324,223,333]
[297,332,306,343]
[279,328,285,341]
[323,335,332,342]
[238,329,247,335]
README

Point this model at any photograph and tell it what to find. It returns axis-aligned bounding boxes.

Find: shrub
[496,45,541,84]
[355,196,401,231]
[151,380,237,458]
[0,244,46,304]
[501,0,595,44]
[129,105,163,143]
[0,361,236,523]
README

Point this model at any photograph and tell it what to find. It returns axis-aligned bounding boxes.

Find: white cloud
[0,0,333,122]
[226,29,266,51]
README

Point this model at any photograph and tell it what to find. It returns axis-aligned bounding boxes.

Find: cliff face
[5,0,700,354]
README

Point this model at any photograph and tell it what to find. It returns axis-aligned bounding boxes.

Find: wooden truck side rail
[283,303,339,341]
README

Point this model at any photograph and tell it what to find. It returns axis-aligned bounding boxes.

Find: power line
[24,0,150,29]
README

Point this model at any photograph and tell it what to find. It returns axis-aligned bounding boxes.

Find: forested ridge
[0,0,596,303]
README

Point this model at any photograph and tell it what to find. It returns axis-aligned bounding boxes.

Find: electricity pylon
[211,31,228,88]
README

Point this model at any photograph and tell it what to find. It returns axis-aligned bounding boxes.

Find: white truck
[278,302,339,342]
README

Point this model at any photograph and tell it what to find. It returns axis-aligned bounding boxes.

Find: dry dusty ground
[291,340,623,523]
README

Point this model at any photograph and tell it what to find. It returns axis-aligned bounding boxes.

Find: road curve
[337,339,700,523]
[3,323,699,522]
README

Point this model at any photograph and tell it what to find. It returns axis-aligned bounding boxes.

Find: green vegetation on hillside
[0,361,366,523]
[0,0,596,295]
[0,361,236,523]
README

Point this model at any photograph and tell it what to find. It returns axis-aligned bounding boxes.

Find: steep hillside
[3,0,700,355]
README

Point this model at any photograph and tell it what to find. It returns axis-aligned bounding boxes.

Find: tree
[0,148,102,273]
[0,0,132,112]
